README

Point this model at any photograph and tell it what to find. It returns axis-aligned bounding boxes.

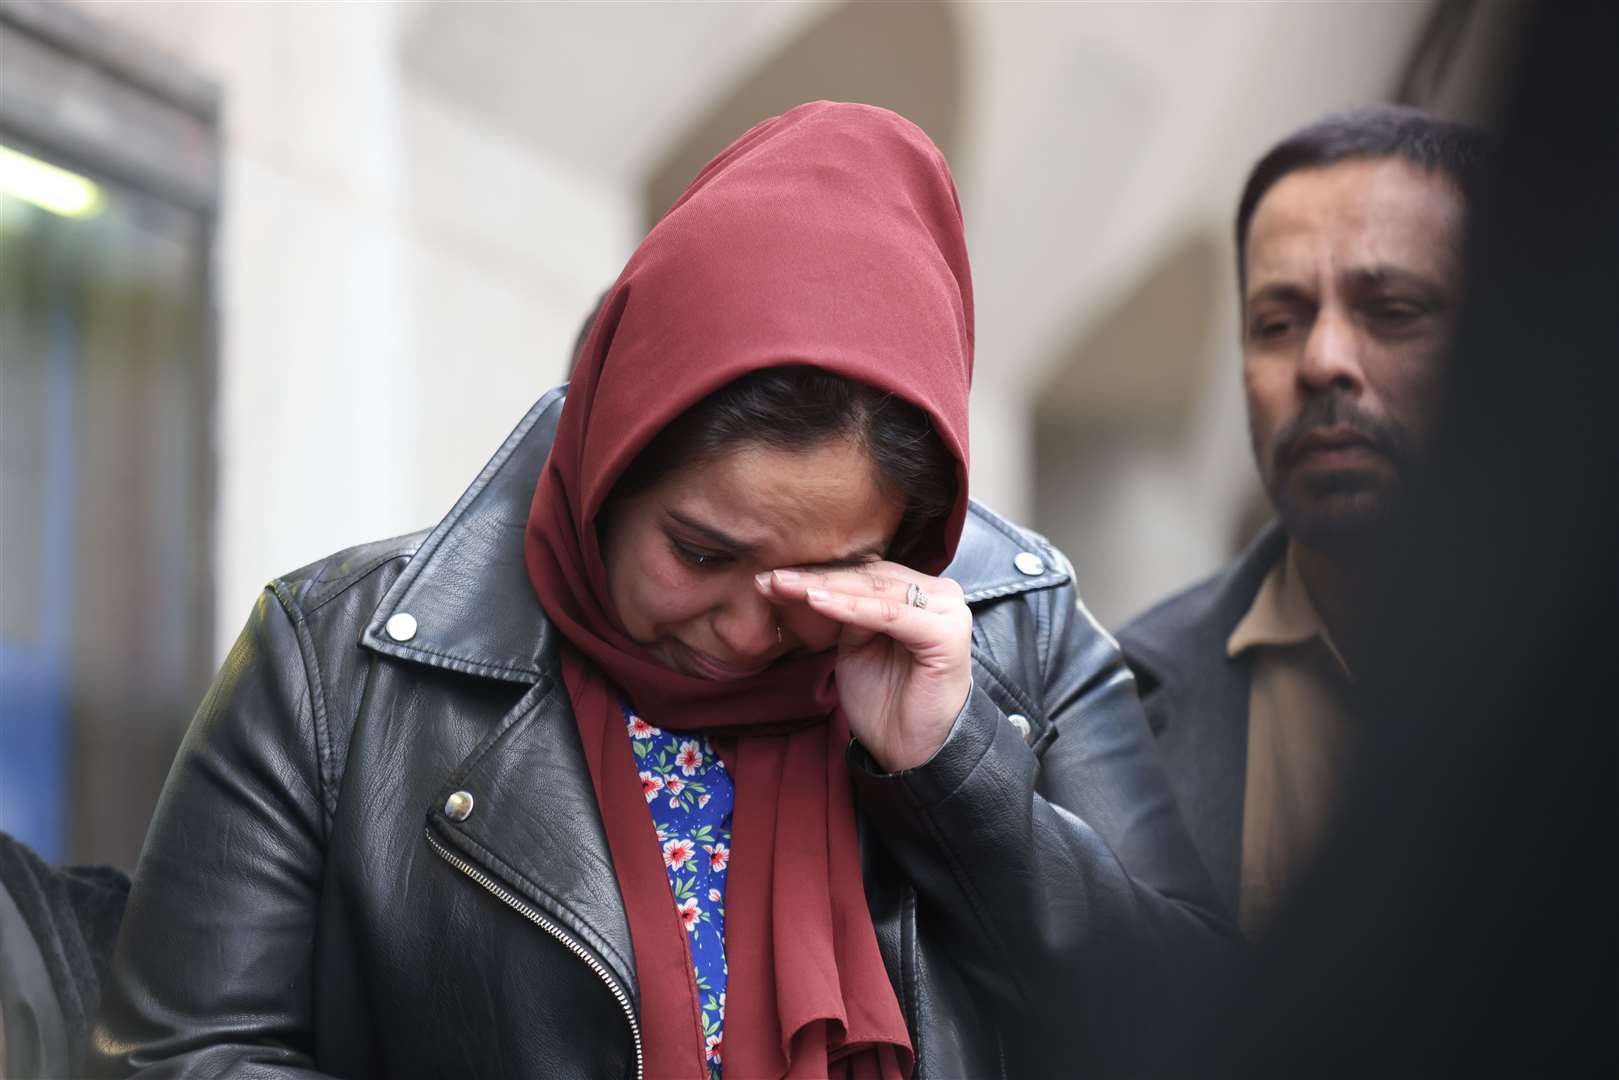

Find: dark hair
[613,366,957,563]
[568,291,609,377]
[1235,105,1493,288]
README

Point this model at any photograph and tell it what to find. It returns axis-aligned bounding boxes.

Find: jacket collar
[1214,522,1294,645]
[950,501,1071,602]
[360,386,566,683]
[1124,522,1288,690]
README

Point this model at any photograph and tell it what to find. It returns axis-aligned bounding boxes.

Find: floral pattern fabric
[620,698,734,1079]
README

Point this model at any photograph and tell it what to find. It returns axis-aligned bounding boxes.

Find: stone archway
[642,0,963,227]
[1031,230,1245,624]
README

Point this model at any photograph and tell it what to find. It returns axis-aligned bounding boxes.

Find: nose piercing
[776,621,783,646]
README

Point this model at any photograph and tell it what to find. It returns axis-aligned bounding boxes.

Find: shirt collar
[1226,541,1354,680]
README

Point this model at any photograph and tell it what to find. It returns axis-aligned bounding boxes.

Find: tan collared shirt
[1227,542,1357,936]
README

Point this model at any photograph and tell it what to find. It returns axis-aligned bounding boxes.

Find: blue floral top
[619,698,733,1079]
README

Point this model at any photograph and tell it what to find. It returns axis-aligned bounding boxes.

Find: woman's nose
[712,588,779,661]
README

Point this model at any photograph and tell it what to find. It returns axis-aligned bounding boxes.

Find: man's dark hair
[1235,105,1493,287]
[613,366,957,564]
[568,291,609,377]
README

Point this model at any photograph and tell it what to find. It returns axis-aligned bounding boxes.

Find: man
[1118,106,1491,936]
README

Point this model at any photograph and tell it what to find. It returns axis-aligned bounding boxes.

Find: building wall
[78,0,640,659]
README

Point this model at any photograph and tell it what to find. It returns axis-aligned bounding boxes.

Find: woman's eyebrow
[806,548,887,570]
[666,510,755,553]
[666,510,886,567]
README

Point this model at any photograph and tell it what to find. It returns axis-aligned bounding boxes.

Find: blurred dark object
[1182,1,1617,1073]
[0,831,130,1078]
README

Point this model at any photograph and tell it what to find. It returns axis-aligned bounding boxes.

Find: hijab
[525,101,973,1079]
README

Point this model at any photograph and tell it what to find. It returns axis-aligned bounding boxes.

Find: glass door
[0,3,217,868]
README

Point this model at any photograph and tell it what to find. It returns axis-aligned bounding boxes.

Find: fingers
[753,563,970,656]
[802,586,960,656]
[756,563,966,613]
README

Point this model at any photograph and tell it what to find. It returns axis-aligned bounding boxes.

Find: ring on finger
[905,582,930,610]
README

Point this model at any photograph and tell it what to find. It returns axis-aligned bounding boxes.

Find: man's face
[1242,157,1464,556]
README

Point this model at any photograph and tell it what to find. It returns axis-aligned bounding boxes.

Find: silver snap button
[1013,552,1045,577]
[444,790,474,822]
[385,612,418,642]
[1007,713,1032,738]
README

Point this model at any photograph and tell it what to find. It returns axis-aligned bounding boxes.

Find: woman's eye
[672,539,730,570]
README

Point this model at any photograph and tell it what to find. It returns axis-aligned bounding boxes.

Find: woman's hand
[756,563,972,772]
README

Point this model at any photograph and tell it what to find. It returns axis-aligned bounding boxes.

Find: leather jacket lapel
[354,384,638,994]
[361,387,566,683]
[426,671,640,1010]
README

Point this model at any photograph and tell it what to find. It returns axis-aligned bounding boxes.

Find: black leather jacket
[94,388,1233,1079]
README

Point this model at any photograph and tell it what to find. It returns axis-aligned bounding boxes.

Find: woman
[94,103,1230,1079]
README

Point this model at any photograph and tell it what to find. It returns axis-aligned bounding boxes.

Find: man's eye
[1250,316,1293,340]
[1367,300,1425,325]
[672,539,730,570]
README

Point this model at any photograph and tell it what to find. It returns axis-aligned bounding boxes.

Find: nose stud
[776,621,783,646]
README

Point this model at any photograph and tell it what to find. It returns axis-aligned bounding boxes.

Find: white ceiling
[399,0,828,184]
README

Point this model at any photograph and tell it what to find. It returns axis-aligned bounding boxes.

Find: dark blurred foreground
[1178,2,1617,1073]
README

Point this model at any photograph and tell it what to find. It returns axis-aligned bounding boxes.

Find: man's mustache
[1273,392,1407,474]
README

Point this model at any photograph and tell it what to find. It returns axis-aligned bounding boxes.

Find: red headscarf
[525,102,972,1080]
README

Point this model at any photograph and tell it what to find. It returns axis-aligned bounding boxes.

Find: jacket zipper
[425,828,644,1080]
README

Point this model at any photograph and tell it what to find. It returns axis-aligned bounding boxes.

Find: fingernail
[754,572,772,590]
[806,587,830,602]
[772,569,800,584]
